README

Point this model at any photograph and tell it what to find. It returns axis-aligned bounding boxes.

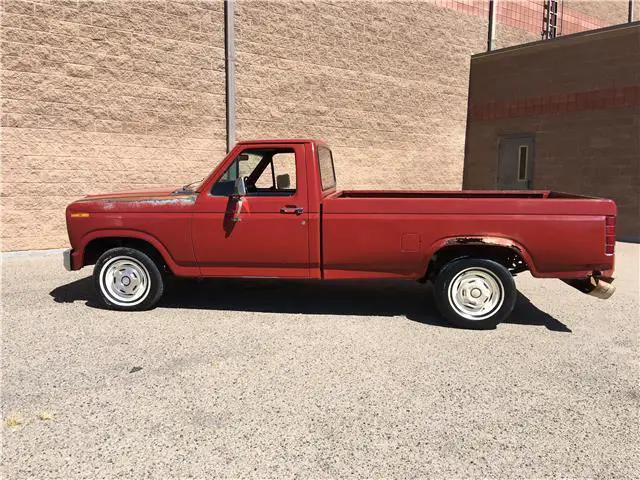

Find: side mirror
[233,177,247,197]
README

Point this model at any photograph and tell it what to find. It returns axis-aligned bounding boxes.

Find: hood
[81,187,181,202]
[71,187,198,211]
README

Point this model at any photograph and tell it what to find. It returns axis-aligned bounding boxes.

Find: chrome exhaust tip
[588,278,616,299]
[563,276,616,300]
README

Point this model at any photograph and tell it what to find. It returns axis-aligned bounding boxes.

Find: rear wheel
[94,247,164,311]
[434,258,516,329]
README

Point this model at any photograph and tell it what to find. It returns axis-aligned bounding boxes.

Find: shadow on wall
[50,276,570,332]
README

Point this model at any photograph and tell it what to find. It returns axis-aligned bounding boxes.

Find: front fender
[75,229,198,276]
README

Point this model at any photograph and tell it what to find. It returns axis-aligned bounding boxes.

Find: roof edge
[472,21,640,60]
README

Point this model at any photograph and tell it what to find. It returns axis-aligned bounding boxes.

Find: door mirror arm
[233,177,247,198]
[231,177,247,223]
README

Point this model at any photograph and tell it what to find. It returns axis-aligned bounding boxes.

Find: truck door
[497,135,535,189]
[191,143,311,278]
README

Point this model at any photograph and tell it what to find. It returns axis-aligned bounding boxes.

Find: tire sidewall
[93,247,164,311]
[434,258,516,329]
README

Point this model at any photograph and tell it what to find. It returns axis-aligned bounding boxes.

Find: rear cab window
[318,146,336,191]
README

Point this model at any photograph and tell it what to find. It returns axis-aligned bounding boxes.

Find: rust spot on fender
[448,236,520,250]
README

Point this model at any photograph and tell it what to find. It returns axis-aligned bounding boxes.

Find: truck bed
[323,190,613,216]
[320,190,616,280]
[331,190,601,200]
[333,190,549,199]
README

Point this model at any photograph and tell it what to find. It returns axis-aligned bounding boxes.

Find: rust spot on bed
[448,236,519,250]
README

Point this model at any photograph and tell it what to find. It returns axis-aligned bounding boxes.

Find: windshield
[211,148,297,196]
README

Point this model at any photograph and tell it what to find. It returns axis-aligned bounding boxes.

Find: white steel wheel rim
[100,256,151,307]
[447,267,505,321]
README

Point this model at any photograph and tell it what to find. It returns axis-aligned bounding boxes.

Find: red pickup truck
[64,139,616,329]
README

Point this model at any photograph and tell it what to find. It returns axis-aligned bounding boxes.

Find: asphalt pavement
[2,243,638,478]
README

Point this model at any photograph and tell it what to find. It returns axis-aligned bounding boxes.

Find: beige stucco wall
[1,0,227,250]
[1,0,632,251]
[563,0,631,24]
[234,0,487,190]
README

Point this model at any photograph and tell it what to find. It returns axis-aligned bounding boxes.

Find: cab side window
[272,152,296,191]
[211,148,297,196]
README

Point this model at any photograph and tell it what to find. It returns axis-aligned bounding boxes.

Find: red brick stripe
[471,85,640,121]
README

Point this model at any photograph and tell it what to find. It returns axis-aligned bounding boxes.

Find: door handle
[280,206,304,215]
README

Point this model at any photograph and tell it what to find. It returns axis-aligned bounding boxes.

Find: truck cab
[190,139,332,279]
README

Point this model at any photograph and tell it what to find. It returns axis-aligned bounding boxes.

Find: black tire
[433,258,516,330]
[93,247,164,311]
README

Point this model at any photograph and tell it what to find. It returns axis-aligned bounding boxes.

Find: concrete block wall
[493,0,636,49]
[564,1,635,25]
[1,0,227,250]
[234,0,486,190]
[1,0,635,250]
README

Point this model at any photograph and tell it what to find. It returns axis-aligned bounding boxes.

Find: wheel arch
[79,230,176,274]
[423,236,537,282]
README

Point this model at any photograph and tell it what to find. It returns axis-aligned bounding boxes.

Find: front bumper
[63,249,73,271]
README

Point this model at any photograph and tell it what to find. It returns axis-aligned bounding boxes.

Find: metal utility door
[497,135,535,189]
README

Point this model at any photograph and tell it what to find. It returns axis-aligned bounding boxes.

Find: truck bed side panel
[321,197,615,279]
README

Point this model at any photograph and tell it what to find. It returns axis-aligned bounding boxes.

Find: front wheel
[433,258,516,330]
[94,247,164,311]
